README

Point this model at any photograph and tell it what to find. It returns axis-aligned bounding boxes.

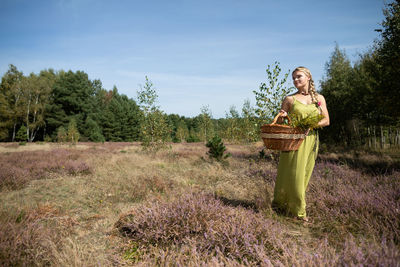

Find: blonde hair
[293,66,318,104]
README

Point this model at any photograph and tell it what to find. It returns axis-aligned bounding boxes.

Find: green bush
[16,125,27,142]
[206,136,231,161]
[186,135,200,143]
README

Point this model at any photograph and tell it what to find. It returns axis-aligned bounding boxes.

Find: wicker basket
[260,113,306,151]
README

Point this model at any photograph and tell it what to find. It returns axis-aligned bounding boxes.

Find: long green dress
[272,96,319,218]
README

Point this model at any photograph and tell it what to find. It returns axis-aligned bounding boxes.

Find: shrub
[15,125,27,142]
[116,191,288,265]
[0,205,68,266]
[206,135,231,161]
[0,149,91,190]
[57,126,67,143]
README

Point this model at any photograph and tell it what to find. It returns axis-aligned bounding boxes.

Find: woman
[272,66,330,222]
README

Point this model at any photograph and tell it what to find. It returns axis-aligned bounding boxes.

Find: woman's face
[292,70,310,89]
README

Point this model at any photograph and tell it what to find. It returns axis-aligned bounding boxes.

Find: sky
[0,0,386,118]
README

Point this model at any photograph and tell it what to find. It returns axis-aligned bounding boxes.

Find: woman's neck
[297,88,309,95]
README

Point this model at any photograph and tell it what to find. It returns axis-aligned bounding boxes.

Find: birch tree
[137,76,170,150]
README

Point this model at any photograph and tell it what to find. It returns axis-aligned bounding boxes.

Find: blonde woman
[272,66,330,222]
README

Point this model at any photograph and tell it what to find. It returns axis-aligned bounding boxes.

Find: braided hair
[293,66,320,110]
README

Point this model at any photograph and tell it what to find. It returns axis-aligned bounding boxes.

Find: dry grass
[0,142,399,266]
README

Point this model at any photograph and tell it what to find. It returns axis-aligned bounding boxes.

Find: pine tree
[206,135,231,161]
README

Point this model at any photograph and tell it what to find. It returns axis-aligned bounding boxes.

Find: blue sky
[0,0,385,118]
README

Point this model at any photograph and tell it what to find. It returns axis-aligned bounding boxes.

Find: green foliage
[0,92,12,140]
[374,0,400,123]
[206,135,231,161]
[165,114,189,143]
[56,126,67,143]
[0,64,24,141]
[320,44,356,144]
[137,77,171,151]
[100,87,141,142]
[84,116,105,142]
[290,113,324,131]
[318,3,400,147]
[198,105,214,142]
[224,105,240,143]
[20,71,54,142]
[240,99,259,143]
[175,123,189,142]
[140,110,170,151]
[15,125,27,142]
[67,118,80,144]
[253,62,293,125]
[46,70,98,140]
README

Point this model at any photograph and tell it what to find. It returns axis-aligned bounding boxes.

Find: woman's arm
[317,95,330,127]
[277,96,293,123]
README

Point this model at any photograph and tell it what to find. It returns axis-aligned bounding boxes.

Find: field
[0,142,399,266]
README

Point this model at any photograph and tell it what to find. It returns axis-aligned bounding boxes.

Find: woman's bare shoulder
[317,94,326,101]
[284,94,295,103]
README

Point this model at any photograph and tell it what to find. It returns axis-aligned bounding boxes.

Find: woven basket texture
[260,115,305,151]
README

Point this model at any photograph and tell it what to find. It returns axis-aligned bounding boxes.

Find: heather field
[0,142,399,266]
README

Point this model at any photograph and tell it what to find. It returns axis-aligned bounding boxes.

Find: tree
[253,62,293,125]
[224,105,240,143]
[67,118,80,144]
[20,71,54,142]
[374,0,400,124]
[0,64,24,141]
[46,70,98,139]
[198,105,214,142]
[83,116,105,142]
[240,99,258,143]
[175,122,189,142]
[15,125,27,142]
[206,135,231,161]
[0,92,12,140]
[99,87,141,142]
[320,44,355,144]
[137,76,170,150]
[57,126,67,143]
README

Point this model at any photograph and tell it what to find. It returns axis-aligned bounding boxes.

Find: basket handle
[271,112,291,125]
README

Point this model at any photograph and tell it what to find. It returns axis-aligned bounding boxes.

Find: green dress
[272,96,319,218]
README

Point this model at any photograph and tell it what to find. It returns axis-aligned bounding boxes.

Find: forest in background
[0,0,399,148]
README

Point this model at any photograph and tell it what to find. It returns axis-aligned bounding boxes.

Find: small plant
[206,135,231,161]
[56,126,67,143]
[16,125,27,142]
[290,113,324,131]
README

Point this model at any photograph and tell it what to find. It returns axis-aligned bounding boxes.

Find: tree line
[319,0,400,147]
[0,65,261,144]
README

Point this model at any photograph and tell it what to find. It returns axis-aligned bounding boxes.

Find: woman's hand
[276,109,288,124]
[279,109,288,117]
